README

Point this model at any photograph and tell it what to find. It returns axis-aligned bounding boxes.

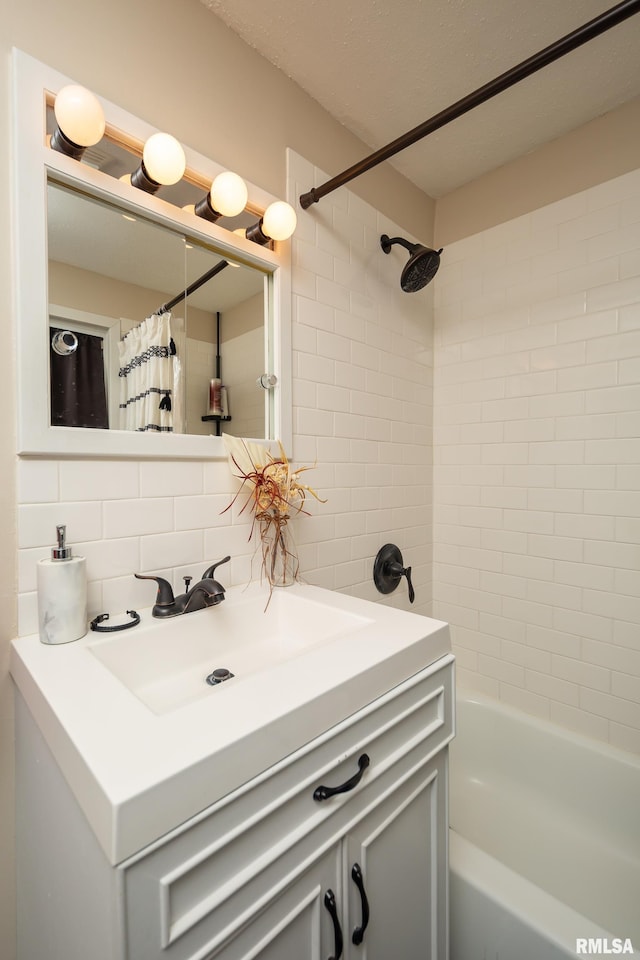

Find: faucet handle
[202,555,231,580]
[134,573,175,606]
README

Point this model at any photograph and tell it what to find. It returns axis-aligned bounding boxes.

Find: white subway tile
[19,502,102,549]
[529,440,585,464]
[103,498,174,539]
[59,460,139,501]
[478,655,525,687]
[585,330,640,364]
[528,488,584,513]
[553,607,613,643]
[527,579,582,611]
[497,684,551,721]
[525,670,579,706]
[504,509,554,535]
[580,688,640,731]
[555,414,615,440]
[557,362,617,393]
[139,461,203,499]
[17,460,59,504]
[139,530,203,572]
[529,391,584,419]
[587,275,640,312]
[555,464,616,488]
[554,560,614,591]
[586,438,640,464]
[583,589,640,624]
[526,623,581,658]
[554,513,615,541]
[527,533,583,562]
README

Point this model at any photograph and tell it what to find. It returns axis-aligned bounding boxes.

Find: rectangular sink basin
[88,587,373,715]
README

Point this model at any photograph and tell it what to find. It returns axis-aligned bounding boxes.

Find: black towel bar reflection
[313,754,370,801]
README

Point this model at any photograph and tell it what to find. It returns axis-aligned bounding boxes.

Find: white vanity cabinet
[121,657,453,960]
[15,654,453,960]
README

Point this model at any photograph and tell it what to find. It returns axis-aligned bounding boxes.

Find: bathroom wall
[433,167,640,755]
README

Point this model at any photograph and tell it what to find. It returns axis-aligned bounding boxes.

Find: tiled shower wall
[433,168,640,755]
[16,149,434,635]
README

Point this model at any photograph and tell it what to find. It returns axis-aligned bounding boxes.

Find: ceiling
[199,0,640,198]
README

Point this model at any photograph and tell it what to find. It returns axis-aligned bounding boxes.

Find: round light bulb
[210,172,248,218]
[142,133,186,186]
[54,84,105,147]
[261,201,297,241]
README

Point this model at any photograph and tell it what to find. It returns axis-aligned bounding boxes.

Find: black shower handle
[387,560,415,603]
[373,544,416,604]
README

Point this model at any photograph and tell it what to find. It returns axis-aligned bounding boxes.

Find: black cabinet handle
[313,754,370,802]
[324,889,343,960]
[351,862,370,945]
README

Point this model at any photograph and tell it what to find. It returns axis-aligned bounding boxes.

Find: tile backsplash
[433,168,640,754]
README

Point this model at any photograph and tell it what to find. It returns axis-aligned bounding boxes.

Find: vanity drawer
[122,656,454,960]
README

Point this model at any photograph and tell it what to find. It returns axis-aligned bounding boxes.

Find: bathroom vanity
[11,582,454,959]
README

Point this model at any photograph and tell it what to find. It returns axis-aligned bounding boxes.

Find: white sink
[88,588,372,715]
[11,580,451,864]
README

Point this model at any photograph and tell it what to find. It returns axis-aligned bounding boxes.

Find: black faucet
[135,556,231,618]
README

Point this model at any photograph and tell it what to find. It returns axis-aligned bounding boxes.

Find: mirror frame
[11,49,292,459]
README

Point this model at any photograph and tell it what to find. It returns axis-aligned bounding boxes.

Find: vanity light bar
[48,83,296,241]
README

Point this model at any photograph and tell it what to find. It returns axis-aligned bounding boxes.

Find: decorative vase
[258,512,299,588]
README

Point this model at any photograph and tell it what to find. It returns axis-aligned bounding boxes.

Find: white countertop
[11,581,451,865]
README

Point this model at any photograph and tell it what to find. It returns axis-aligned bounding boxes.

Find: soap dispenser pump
[37,525,88,645]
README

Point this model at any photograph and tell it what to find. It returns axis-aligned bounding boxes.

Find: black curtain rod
[299,0,640,209]
[157,259,229,314]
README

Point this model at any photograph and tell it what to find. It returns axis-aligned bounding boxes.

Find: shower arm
[299,0,640,210]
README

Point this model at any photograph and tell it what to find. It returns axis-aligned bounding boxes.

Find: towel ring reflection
[52,330,78,356]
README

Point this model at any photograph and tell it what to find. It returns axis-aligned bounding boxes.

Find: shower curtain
[118,313,177,432]
[50,327,109,429]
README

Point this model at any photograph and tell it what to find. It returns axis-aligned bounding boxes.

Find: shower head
[380,234,442,292]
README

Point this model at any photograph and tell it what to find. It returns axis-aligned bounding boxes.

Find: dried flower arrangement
[222,434,325,594]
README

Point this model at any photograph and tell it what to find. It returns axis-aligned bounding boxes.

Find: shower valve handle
[373,544,415,604]
[387,560,415,603]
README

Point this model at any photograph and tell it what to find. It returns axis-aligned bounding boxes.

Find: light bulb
[53,84,105,148]
[210,172,248,218]
[142,133,186,186]
[261,201,297,241]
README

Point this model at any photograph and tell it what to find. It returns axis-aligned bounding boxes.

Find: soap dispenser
[37,525,88,645]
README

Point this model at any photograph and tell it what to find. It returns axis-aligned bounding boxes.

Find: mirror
[13,50,292,459]
[47,180,268,438]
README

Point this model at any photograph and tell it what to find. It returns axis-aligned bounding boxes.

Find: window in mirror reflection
[47,180,269,438]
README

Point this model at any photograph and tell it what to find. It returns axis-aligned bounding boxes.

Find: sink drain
[206,667,234,686]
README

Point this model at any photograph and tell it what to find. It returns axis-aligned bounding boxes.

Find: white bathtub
[449,691,640,959]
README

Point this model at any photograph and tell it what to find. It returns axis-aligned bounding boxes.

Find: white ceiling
[199,0,640,198]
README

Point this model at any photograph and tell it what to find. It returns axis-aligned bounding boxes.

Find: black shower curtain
[50,327,109,429]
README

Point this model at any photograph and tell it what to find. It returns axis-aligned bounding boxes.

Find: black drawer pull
[324,889,343,960]
[351,862,370,945]
[313,754,370,802]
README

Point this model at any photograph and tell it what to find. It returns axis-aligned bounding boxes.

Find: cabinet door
[214,846,343,960]
[343,753,448,960]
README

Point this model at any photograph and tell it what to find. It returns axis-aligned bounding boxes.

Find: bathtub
[449,691,640,959]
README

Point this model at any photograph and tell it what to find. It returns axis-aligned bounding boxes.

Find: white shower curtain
[118,313,176,432]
